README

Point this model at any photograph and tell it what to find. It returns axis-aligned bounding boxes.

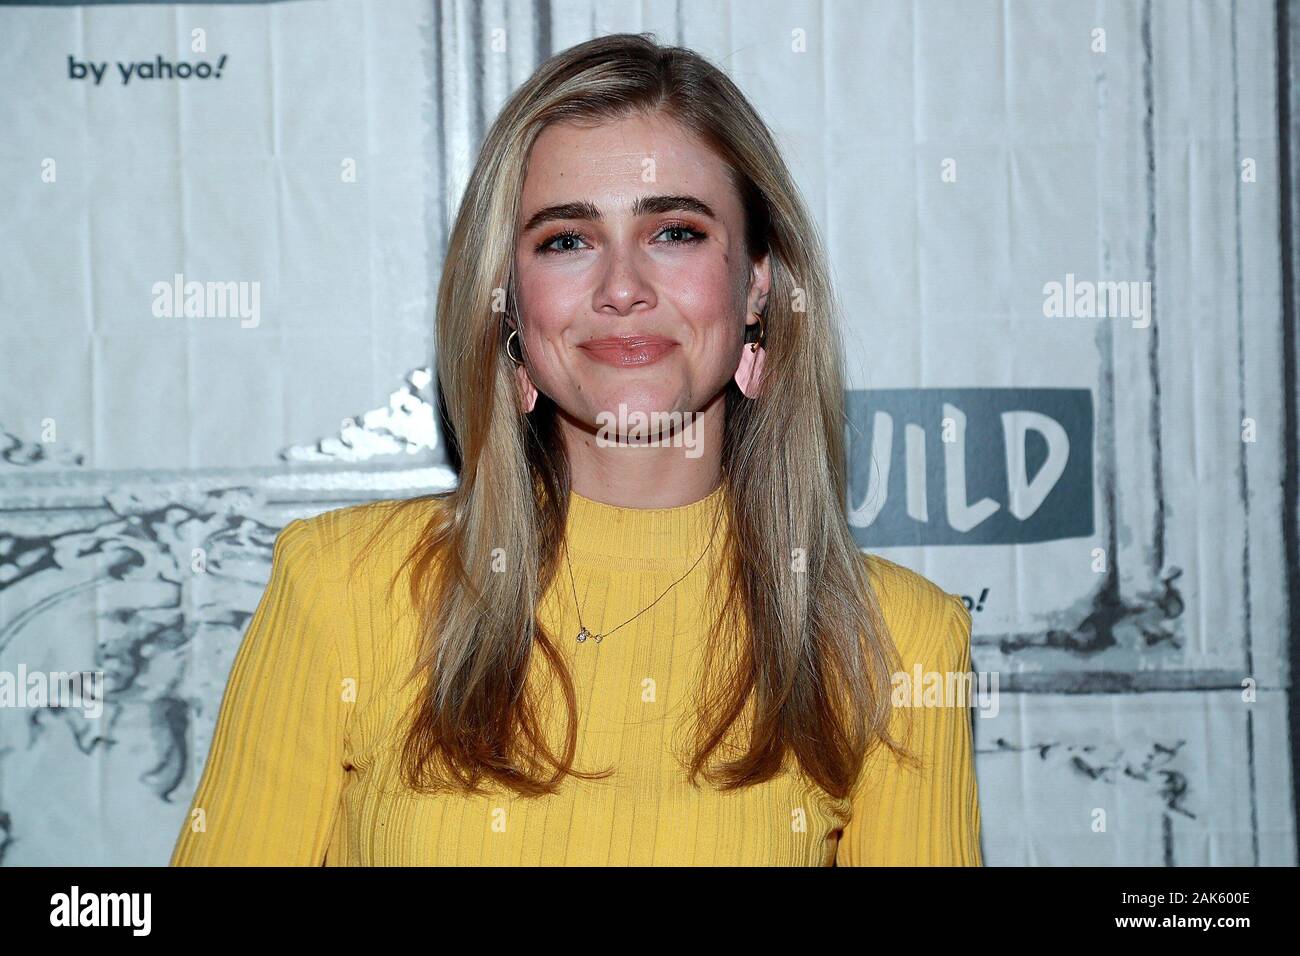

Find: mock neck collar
[563,482,728,567]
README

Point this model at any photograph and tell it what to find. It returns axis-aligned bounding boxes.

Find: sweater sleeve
[836,593,983,866]
[169,517,349,866]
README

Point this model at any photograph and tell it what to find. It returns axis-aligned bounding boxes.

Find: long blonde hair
[378,33,910,799]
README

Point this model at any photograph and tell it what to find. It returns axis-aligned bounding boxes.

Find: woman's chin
[591,398,683,422]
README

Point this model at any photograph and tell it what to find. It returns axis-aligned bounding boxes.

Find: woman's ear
[734,335,766,398]
[514,362,538,413]
[747,252,771,318]
[735,253,770,398]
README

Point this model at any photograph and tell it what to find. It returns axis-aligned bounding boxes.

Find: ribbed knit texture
[169,486,982,866]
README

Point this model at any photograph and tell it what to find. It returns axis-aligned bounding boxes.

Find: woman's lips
[578,336,678,368]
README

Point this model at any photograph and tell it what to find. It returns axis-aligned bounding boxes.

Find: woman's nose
[593,238,656,315]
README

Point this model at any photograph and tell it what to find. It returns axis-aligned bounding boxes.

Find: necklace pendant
[592,633,603,643]
[576,627,591,643]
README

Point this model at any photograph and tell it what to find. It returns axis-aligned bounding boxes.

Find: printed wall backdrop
[0,0,1295,865]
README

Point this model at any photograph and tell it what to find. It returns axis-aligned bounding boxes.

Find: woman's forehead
[521,115,738,214]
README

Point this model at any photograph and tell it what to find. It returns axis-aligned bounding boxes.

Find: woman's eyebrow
[521,194,717,233]
[632,194,717,220]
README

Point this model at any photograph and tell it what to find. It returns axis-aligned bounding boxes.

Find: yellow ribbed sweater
[169,484,981,866]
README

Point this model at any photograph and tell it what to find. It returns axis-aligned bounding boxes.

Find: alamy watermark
[1042,273,1151,328]
[595,403,704,459]
[152,272,261,328]
[0,667,104,718]
[891,665,999,718]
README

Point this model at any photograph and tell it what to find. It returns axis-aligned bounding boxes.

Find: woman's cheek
[660,252,735,311]
[670,284,742,347]
[519,273,576,337]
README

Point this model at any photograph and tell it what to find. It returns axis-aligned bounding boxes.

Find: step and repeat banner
[0,0,1294,865]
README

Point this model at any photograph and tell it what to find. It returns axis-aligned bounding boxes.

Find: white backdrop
[0,0,1294,865]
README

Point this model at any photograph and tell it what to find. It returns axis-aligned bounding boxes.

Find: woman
[169,33,981,866]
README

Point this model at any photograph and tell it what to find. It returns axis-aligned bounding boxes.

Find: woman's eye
[654,225,706,245]
[535,224,706,255]
[537,230,589,254]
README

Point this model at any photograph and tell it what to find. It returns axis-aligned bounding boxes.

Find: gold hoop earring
[506,328,523,366]
[749,312,765,352]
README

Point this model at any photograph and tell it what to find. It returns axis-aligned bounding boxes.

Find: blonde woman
[170,33,981,867]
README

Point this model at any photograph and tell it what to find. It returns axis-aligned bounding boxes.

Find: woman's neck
[557,392,726,509]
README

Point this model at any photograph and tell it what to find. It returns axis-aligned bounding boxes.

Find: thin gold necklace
[563,491,725,644]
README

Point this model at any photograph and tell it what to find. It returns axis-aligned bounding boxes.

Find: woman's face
[511,110,769,435]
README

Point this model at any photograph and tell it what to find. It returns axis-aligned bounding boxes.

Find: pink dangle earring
[506,328,537,413]
[734,311,766,398]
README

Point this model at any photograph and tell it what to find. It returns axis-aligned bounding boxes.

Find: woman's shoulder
[281,494,452,586]
[860,552,972,668]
